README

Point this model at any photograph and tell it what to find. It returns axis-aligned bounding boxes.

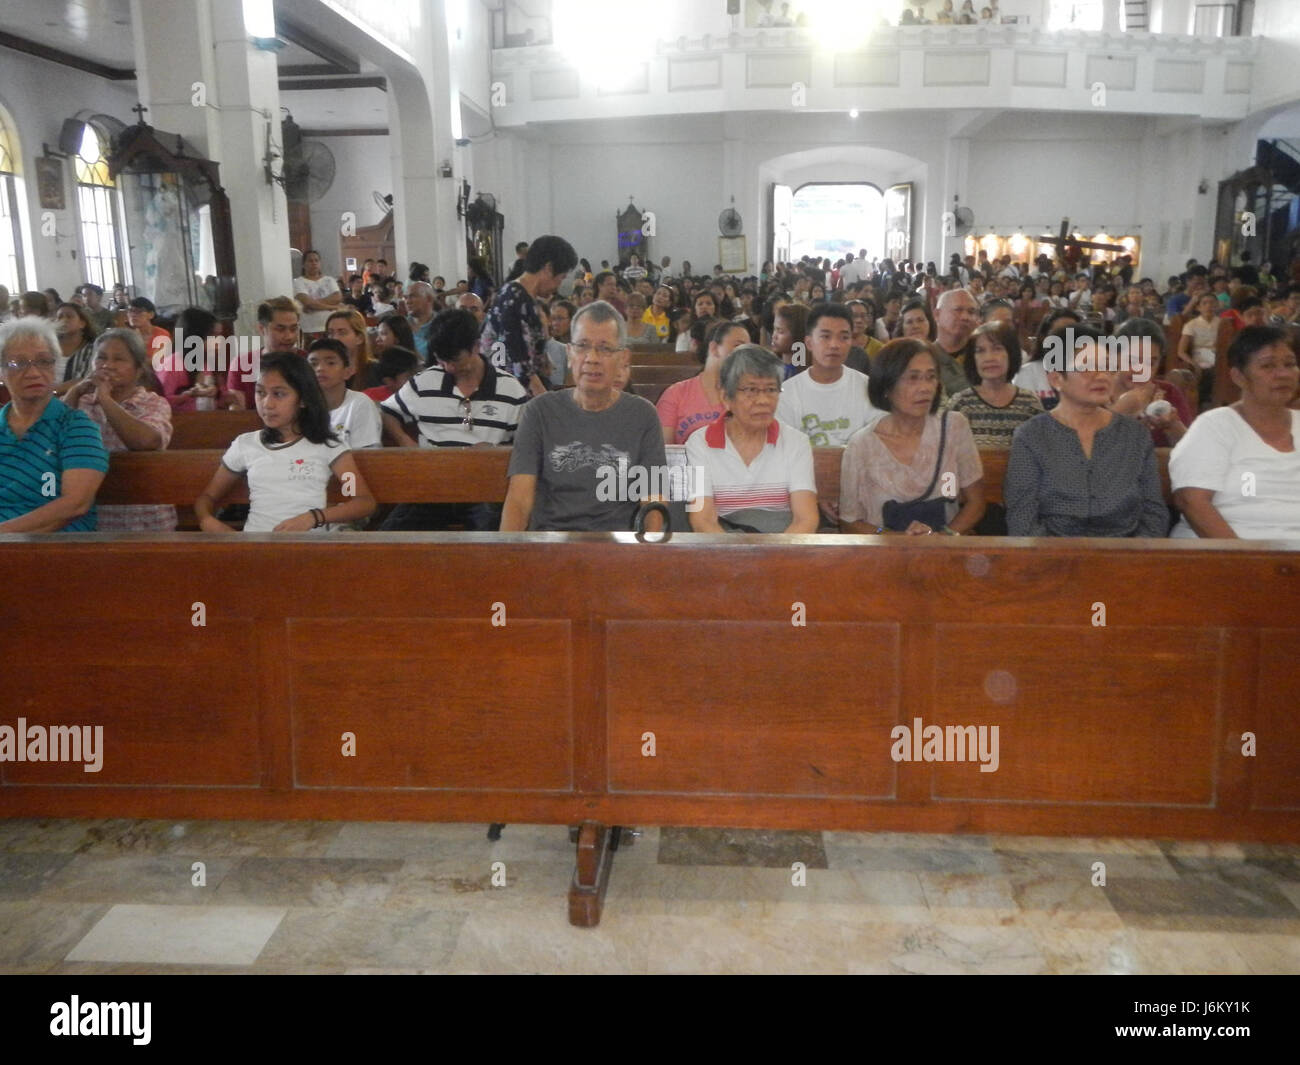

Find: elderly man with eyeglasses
[379,307,527,531]
[0,318,108,532]
[501,300,667,532]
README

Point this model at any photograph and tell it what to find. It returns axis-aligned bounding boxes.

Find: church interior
[0,0,1298,979]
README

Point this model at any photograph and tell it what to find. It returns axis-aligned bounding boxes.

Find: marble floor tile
[256,906,467,969]
[878,922,1047,975]
[0,818,120,854]
[0,900,110,969]
[1273,880,1300,912]
[440,906,643,974]
[327,821,501,860]
[997,849,1179,884]
[1129,930,1253,975]
[1223,932,1300,974]
[825,844,1002,875]
[1158,840,1248,861]
[382,857,571,914]
[999,863,1126,932]
[39,854,239,905]
[1243,841,1300,861]
[1105,873,1300,934]
[638,915,857,974]
[823,831,993,851]
[1029,926,1141,975]
[211,857,403,908]
[658,827,828,869]
[126,820,343,858]
[15,818,342,858]
[916,872,1021,926]
[0,852,75,899]
[986,835,1168,856]
[46,961,291,975]
[608,863,932,923]
[65,903,286,965]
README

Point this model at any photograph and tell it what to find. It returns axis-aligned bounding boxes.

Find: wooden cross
[131,103,149,125]
[1036,218,1127,264]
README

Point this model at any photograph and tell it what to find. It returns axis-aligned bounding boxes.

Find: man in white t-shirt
[307,337,382,449]
[777,303,884,449]
[293,250,343,336]
[838,252,869,288]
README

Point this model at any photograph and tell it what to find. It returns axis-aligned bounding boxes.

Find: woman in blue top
[0,318,108,532]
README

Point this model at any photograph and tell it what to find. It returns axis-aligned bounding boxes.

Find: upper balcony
[488,23,1261,128]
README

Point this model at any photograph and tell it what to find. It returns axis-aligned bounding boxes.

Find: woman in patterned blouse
[946,320,1043,449]
[64,328,176,532]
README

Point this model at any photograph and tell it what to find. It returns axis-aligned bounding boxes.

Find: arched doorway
[789,182,884,264]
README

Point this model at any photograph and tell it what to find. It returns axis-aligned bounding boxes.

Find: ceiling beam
[300,128,390,137]
[279,76,387,92]
[275,16,360,74]
[0,31,134,80]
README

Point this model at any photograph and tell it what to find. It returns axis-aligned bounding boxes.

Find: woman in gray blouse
[1005,323,1169,537]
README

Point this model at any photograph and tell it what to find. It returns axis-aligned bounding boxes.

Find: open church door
[769,183,793,265]
[884,183,913,263]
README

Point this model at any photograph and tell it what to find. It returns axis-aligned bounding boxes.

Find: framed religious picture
[719,235,747,274]
[36,156,65,210]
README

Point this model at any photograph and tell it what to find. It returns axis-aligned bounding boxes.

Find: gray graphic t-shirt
[507,390,667,530]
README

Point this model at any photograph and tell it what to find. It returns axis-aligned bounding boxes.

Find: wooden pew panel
[0,617,262,786]
[1256,634,1300,811]
[606,621,900,798]
[289,620,574,790]
[932,625,1220,804]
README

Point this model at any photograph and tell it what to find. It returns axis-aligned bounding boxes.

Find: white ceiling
[0,0,135,67]
[0,0,387,130]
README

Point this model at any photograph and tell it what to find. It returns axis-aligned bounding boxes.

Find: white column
[131,0,292,329]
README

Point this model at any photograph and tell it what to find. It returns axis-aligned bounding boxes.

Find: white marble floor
[1,819,1298,974]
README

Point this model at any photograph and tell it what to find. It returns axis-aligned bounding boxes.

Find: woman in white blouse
[1171,325,1300,540]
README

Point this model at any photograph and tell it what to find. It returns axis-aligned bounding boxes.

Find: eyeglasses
[570,341,624,358]
[459,396,474,431]
[4,356,57,374]
[735,386,781,398]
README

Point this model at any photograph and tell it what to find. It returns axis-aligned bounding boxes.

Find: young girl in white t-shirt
[195,352,376,532]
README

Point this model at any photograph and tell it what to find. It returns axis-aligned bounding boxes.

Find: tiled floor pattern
[1,819,1297,974]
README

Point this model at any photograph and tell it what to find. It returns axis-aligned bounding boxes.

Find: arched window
[74,122,126,290]
[0,112,25,296]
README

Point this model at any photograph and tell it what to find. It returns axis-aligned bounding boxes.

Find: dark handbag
[880,411,950,532]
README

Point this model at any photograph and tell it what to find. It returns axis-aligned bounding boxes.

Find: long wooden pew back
[100,446,1173,509]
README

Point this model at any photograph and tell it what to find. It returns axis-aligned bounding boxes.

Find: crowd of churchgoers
[1,233,1298,540]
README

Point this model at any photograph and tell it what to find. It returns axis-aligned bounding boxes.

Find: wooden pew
[631,382,669,406]
[629,351,697,367]
[100,445,1173,510]
[1,534,1297,929]
[628,364,702,387]
[170,410,264,450]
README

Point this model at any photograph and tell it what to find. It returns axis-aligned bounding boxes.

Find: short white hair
[0,317,60,362]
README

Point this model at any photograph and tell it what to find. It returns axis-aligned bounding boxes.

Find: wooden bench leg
[568,821,617,928]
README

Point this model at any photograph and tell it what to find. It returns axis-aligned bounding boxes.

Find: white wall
[305,134,391,279]
[1250,0,1300,112]
[0,51,138,296]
